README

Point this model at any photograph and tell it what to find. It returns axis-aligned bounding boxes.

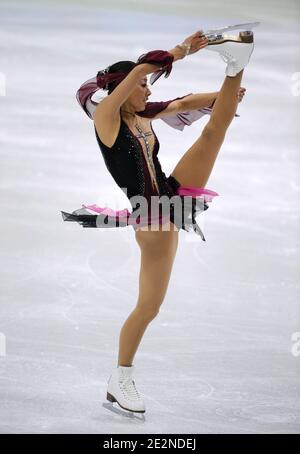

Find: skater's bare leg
[171,69,244,188]
[117,228,178,366]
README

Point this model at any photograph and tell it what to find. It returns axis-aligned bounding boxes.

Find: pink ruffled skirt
[61,183,219,241]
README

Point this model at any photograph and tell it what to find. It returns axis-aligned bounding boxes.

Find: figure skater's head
[103,60,152,114]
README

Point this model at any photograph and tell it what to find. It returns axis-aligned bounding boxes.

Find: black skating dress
[61,97,220,241]
[60,46,244,239]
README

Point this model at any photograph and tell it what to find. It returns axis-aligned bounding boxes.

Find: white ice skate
[204,30,255,77]
[106,365,146,413]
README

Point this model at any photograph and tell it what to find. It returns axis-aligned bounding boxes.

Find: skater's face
[128,77,152,112]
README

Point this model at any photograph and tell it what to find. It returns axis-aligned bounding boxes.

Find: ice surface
[0,0,299,434]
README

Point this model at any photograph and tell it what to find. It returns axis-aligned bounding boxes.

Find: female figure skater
[61,28,254,413]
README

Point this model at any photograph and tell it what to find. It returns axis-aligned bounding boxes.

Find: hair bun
[97,66,110,78]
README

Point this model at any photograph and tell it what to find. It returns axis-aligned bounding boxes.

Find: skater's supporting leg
[118,228,178,366]
[170,69,244,188]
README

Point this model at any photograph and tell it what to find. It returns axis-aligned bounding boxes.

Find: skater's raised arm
[138,30,209,77]
[94,30,209,122]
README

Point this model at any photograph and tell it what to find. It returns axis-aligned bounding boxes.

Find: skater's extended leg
[117,228,178,366]
[171,69,244,188]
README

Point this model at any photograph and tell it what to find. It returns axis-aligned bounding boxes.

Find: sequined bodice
[94,117,177,206]
[127,120,160,194]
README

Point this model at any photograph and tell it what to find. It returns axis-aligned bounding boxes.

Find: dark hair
[105,60,136,94]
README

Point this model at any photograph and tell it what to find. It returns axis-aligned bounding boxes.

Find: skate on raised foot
[204,30,255,77]
[106,365,146,413]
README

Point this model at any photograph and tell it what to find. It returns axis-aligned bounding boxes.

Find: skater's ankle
[226,69,244,79]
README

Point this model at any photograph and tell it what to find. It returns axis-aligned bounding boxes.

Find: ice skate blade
[106,392,146,413]
[205,21,260,35]
[207,30,253,45]
[103,401,146,420]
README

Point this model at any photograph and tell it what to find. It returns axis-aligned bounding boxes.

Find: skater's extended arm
[180,92,219,111]
[181,86,246,111]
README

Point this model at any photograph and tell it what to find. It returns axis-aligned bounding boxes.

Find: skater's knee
[135,228,178,257]
[135,301,161,322]
[202,121,225,140]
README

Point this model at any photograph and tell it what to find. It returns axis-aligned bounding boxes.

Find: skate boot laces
[219,49,237,64]
[119,377,141,401]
